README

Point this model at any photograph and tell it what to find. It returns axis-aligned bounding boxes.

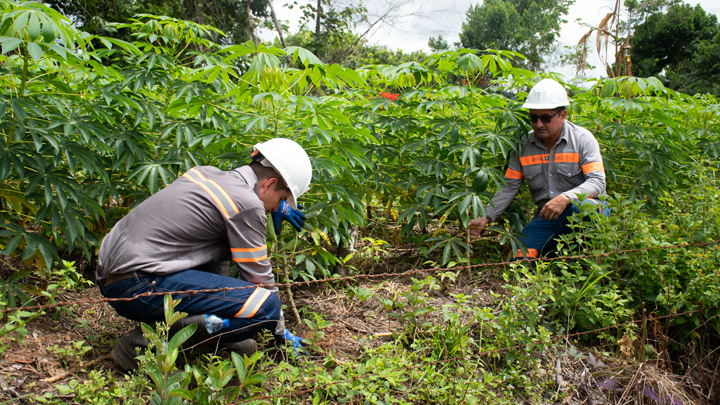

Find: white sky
[259,0,720,79]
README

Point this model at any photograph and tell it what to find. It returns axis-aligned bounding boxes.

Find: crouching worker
[96,138,311,370]
[468,79,609,260]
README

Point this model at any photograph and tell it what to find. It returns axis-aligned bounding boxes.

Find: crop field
[1,2,720,404]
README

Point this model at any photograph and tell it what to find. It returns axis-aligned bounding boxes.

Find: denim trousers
[514,198,610,260]
[98,269,281,342]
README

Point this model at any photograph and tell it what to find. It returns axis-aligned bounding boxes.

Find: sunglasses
[529,110,561,123]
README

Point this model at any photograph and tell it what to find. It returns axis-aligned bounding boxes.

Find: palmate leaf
[20,232,57,271]
[324,64,368,89]
[160,119,201,148]
[22,162,78,206]
[286,46,323,68]
[123,63,171,92]
[8,97,45,122]
[129,153,181,194]
[476,130,517,159]
[457,53,485,76]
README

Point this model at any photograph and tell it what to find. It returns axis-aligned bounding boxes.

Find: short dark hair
[554,106,566,113]
[249,161,289,192]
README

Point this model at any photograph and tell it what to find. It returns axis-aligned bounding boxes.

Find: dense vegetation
[1,0,720,403]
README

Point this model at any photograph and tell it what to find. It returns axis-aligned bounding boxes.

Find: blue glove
[283,329,304,357]
[272,201,305,234]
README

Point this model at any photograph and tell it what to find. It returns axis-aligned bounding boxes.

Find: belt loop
[132,271,139,283]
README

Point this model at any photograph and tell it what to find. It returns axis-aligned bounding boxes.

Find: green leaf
[0,36,23,54]
[27,12,41,41]
[287,46,324,67]
[167,323,197,348]
[27,41,42,61]
[1,235,22,255]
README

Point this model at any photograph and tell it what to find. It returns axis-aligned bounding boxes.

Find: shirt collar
[530,121,570,149]
[235,165,260,195]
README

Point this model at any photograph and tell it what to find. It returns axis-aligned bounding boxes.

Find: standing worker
[468,79,609,259]
[97,138,310,370]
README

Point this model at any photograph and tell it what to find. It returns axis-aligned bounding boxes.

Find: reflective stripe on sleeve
[231,245,268,263]
[183,168,239,219]
[505,168,523,179]
[554,152,580,163]
[519,154,549,166]
[581,161,604,173]
[233,287,271,319]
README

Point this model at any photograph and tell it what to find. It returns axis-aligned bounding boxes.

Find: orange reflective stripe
[554,152,579,163]
[233,287,271,319]
[581,161,604,173]
[231,245,268,263]
[515,249,539,258]
[505,168,523,179]
[519,154,549,166]
[183,169,239,218]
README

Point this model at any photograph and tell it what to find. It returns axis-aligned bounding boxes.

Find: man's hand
[283,329,304,358]
[272,201,306,233]
[468,217,489,237]
[539,193,571,220]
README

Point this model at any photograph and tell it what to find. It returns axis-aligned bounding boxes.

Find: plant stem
[280,238,301,323]
[20,47,29,97]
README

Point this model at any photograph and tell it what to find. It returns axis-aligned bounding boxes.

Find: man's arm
[226,206,275,286]
[469,154,523,236]
[562,134,606,201]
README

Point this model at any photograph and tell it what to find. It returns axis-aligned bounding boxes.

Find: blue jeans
[98,269,281,342]
[514,198,610,260]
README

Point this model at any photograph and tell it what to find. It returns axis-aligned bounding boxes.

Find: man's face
[258,178,292,214]
[529,108,566,142]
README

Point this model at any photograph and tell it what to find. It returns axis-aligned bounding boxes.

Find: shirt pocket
[522,164,544,194]
[556,162,584,190]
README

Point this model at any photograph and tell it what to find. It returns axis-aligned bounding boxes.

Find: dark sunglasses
[529,110,561,123]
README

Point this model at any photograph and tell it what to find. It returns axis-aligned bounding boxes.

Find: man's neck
[542,136,560,151]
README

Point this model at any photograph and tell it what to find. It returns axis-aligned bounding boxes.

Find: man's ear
[261,177,278,191]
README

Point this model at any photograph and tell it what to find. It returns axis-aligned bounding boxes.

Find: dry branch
[41,354,111,384]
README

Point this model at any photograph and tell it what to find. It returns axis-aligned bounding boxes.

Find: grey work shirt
[485,121,606,221]
[97,165,274,286]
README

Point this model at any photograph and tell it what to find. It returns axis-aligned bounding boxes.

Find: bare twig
[41,355,111,384]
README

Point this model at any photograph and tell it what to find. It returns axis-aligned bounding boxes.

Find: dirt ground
[0,270,717,404]
[0,271,489,402]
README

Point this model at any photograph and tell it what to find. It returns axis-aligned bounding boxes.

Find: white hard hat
[522,78,570,109]
[252,138,312,209]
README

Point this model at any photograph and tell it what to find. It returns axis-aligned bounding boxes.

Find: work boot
[223,339,258,358]
[167,315,257,357]
[111,326,149,371]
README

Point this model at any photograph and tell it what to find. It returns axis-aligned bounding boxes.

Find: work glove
[272,200,305,234]
[283,329,304,358]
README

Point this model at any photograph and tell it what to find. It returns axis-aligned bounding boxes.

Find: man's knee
[261,292,282,321]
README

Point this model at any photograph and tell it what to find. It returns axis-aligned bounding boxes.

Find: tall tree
[286,0,368,62]
[631,3,720,96]
[428,35,450,52]
[458,0,574,70]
